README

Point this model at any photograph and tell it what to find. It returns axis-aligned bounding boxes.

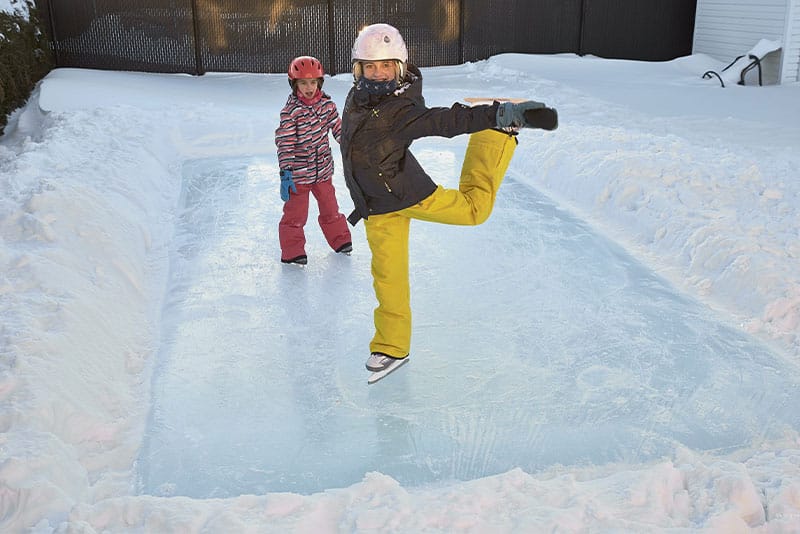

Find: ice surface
[137,148,800,498]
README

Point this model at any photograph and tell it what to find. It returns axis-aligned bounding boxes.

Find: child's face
[295,78,319,99]
[361,60,397,82]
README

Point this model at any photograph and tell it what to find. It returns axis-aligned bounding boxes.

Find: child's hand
[496,101,558,131]
[280,169,297,202]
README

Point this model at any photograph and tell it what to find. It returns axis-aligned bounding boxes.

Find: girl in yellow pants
[364,130,516,360]
[340,23,556,374]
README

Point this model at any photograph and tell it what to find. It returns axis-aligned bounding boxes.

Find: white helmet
[352,22,408,62]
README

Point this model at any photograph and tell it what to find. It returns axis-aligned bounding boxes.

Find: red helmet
[288,56,325,87]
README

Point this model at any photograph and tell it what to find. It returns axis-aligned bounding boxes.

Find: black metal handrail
[702,53,763,88]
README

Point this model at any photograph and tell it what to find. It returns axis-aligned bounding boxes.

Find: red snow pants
[279,179,351,261]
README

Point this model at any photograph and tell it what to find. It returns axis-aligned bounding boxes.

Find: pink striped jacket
[275,92,342,185]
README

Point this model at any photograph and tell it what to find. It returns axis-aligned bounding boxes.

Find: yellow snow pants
[363,129,517,358]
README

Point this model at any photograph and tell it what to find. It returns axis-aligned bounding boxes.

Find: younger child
[275,55,352,265]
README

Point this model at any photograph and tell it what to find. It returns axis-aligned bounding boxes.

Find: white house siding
[693,0,790,84]
[783,0,800,82]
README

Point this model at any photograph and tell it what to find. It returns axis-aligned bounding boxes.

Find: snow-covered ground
[1,52,799,532]
[0,0,29,18]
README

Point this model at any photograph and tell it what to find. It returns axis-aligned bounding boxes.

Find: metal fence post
[327,0,336,75]
[189,0,204,75]
[578,0,587,55]
[39,0,60,66]
[458,0,464,65]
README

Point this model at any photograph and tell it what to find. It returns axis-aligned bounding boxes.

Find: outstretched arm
[400,102,498,140]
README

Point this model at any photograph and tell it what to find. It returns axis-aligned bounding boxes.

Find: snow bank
[1,94,177,528]
[50,446,800,532]
[475,54,800,360]
[0,0,29,18]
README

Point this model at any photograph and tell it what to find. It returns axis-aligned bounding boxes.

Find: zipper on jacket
[379,172,391,192]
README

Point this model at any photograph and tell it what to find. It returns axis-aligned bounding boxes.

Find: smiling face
[295,78,320,99]
[360,60,398,82]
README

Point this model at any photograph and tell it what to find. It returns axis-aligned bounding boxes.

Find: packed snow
[0,0,28,15]
[1,52,799,532]
[0,0,28,18]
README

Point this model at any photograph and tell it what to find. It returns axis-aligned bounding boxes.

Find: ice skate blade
[367,357,409,384]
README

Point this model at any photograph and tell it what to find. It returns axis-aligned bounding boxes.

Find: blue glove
[496,100,558,130]
[280,169,297,202]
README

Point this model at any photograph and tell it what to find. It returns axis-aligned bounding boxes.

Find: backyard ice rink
[2,52,800,531]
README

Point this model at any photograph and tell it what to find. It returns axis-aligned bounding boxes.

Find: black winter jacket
[340,64,499,225]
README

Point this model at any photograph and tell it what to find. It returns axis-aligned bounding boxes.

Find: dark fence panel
[40,0,697,75]
[193,0,330,74]
[581,0,697,61]
[44,0,197,74]
[462,0,583,63]
[329,0,462,75]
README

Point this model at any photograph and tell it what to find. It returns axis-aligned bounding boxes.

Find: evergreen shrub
[1,1,52,132]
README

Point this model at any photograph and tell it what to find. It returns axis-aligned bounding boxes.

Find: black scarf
[353,75,415,107]
[355,77,397,96]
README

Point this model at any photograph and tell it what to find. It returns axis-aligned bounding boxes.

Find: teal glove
[280,169,297,202]
[496,101,558,131]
